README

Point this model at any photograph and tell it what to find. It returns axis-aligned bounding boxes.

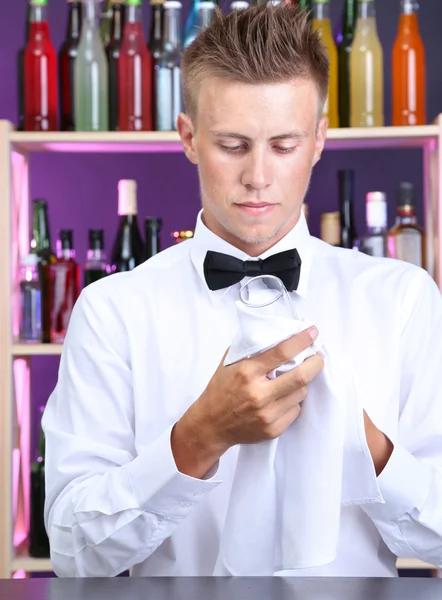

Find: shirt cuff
[127,425,222,520]
[363,443,432,521]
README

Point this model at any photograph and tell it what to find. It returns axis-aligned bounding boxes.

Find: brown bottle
[387,182,425,269]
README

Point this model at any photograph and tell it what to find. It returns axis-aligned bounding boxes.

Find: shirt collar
[190,209,314,304]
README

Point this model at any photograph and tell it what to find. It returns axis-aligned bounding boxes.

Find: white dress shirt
[43,210,442,578]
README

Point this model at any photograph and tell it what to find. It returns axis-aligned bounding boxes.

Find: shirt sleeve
[42,283,222,578]
[362,267,442,568]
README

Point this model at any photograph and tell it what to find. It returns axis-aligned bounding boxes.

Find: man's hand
[171,326,324,479]
[363,411,394,476]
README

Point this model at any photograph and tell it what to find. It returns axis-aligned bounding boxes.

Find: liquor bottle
[107,1,125,131]
[75,0,109,131]
[155,1,183,131]
[171,229,194,243]
[84,229,110,286]
[350,0,384,127]
[17,3,32,131]
[392,0,426,126]
[184,0,216,50]
[110,180,145,272]
[118,0,153,131]
[360,191,388,257]
[24,0,58,131]
[59,0,83,131]
[100,0,114,47]
[338,169,358,249]
[387,182,425,268]
[338,0,357,127]
[149,0,164,128]
[31,200,56,344]
[312,0,339,128]
[19,254,42,343]
[144,217,162,260]
[320,212,340,246]
[50,230,80,343]
[29,406,50,558]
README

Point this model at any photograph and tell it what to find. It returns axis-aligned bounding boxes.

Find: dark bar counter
[1,577,442,600]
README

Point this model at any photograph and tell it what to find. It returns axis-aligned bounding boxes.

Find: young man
[43,4,442,578]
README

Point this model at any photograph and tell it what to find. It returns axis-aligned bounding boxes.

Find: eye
[219,144,247,154]
[273,146,297,154]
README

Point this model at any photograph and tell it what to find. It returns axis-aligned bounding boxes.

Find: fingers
[249,326,319,376]
[266,353,324,401]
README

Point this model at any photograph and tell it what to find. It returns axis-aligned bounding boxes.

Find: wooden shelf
[8,124,439,154]
[12,343,63,356]
[11,556,52,573]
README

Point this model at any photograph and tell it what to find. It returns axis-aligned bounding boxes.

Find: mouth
[234,203,277,216]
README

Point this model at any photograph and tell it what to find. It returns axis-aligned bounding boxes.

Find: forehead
[195,76,319,132]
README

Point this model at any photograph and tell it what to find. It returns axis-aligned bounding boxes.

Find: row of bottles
[19,180,167,345]
[305,0,426,128]
[318,170,425,268]
[18,0,224,132]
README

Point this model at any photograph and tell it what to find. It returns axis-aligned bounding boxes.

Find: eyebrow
[209,130,309,142]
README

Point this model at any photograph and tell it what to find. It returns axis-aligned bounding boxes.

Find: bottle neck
[396,207,417,225]
[37,408,45,460]
[163,7,182,52]
[33,207,52,252]
[357,1,376,19]
[313,2,330,21]
[66,2,82,40]
[342,0,356,38]
[110,4,124,41]
[87,248,106,261]
[401,0,418,15]
[126,4,143,23]
[199,4,215,29]
[30,5,49,22]
[145,226,161,257]
[150,4,163,45]
[83,0,100,26]
[398,9,420,35]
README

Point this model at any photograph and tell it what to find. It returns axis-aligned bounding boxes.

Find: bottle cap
[145,217,163,231]
[59,229,74,250]
[21,253,39,267]
[126,0,142,5]
[118,180,138,216]
[164,1,182,8]
[88,229,105,250]
[230,0,249,8]
[320,212,340,246]
[397,181,415,207]
[31,0,48,5]
[366,191,387,228]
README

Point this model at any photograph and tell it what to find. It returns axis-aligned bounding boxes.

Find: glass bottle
[149,0,164,128]
[75,0,109,131]
[84,229,110,286]
[31,199,56,344]
[155,1,183,131]
[387,182,425,268]
[100,0,114,47]
[24,0,58,131]
[17,3,32,131]
[110,180,145,272]
[338,0,357,127]
[320,211,340,246]
[350,0,384,127]
[118,0,153,131]
[338,169,358,249]
[144,217,162,260]
[312,0,339,128]
[392,0,426,126]
[50,230,80,343]
[59,0,83,131]
[184,0,216,49]
[107,1,125,131]
[360,191,388,257]
[19,254,42,343]
[29,406,50,558]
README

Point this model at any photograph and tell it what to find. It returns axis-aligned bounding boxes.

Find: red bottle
[24,0,58,131]
[118,0,153,131]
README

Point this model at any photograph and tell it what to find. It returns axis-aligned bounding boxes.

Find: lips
[235,203,276,215]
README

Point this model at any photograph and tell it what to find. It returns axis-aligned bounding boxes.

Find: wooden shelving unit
[1,119,441,578]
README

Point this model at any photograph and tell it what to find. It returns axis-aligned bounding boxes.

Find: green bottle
[29,407,50,558]
[298,0,311,13]
[75,0,109,131]
[31,199,56,344]
[338,0,357,127]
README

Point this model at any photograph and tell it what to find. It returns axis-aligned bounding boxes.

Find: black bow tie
[203,248,302,292]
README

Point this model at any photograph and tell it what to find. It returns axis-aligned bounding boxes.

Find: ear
[312,116,328,167]
[177,113,199,165]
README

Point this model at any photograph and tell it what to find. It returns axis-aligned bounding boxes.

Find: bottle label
[394,230,422,267]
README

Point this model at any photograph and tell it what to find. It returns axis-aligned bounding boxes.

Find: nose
[241,146,273,191]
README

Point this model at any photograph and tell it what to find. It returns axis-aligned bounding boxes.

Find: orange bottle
[392,0,426,126]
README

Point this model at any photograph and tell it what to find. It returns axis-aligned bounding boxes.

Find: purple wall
[1,0,442,455]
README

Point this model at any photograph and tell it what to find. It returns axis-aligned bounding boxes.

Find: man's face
[178,76,327,256]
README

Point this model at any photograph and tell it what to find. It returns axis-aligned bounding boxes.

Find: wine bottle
[29,407,50,558]
[144,217,162,260]
[59,0,83,131]
[110,180,145,272]
[50,230,80,343]
[17,3,32,131]
[107,1,126,131]
[338,169,358,249]
[84,229,109,286]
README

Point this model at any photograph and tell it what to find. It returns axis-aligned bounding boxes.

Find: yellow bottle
[350,0,384,127]
[312,0,339,128]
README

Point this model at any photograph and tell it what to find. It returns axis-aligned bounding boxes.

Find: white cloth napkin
[214,278,382,576]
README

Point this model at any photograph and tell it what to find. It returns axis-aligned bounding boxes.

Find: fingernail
[309,326,319,340]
